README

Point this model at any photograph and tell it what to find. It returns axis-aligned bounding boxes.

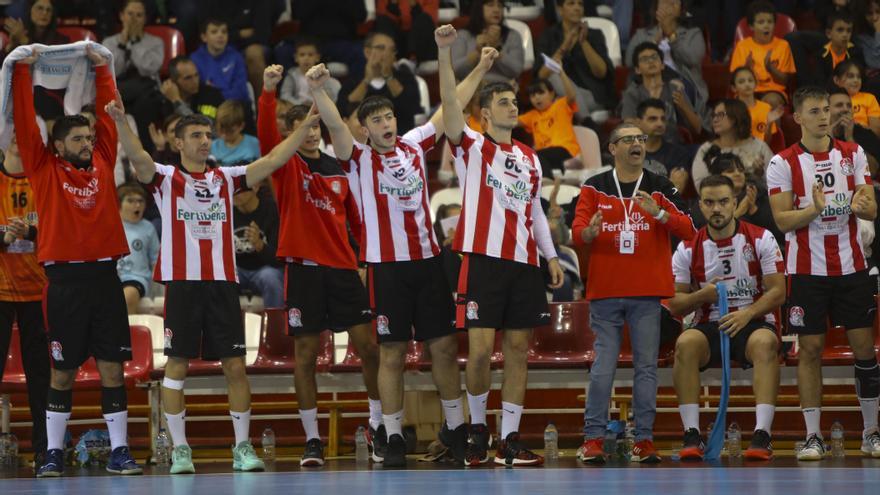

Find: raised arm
[245,106,321,185]
[257,64,284,154]
[437,25,465,146]
[11,49,50,175]
[105,98,156,183]
[308,64,355,161]
[89,46,120,170]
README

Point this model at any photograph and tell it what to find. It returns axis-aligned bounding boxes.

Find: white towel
[0,41,115,149]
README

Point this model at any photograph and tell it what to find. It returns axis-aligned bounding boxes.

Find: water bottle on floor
[830,421,845,458]
[355,426,369,464]
[543,422,559,461]
[262,427,276,461]
[623,421,635,461]
[155,428,170,466]
[727,422,741,459]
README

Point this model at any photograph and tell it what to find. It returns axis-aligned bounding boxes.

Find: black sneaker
[679,428,705,461]
[439,423,469,463]
[745,429,773,461]
[383,433,407,467]
[300,438,325,467]
[36,449,64,478]
[494,432,544,466]
[464,423,490,467]
[368,424,387,463]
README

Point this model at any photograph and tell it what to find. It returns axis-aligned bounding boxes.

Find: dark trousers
[537,146,573,178]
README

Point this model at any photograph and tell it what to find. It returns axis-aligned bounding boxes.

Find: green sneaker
[170,445,195,474]
[232,441,265,472]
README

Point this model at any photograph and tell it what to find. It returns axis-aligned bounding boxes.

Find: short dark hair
[793,86,830,112]
[295,35,320,53]
[828,85,850,99]
[706,149,746,175]
[199,17,227,34]
[527,79,554,96]
[832,59,864,82]
[609,122,643,144]
[163,113,183,131]
[364,31,396,52]
[478,81,516,108]
[746,0,776,26]
[637,98,666,118]
[631,41,662,67]
[168,56,193,80]
[215,100,246,132]
[715,99,752,140]
[284,104,312,129]
[357,96,395,124]
[117,182,147,203]
[174,114,214,138]
[699,174,736,193]
[51,115,91,142]
[826,10,854,30]
[730,65,757,87]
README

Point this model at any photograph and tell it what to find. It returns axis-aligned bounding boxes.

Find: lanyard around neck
[613,168,644,231]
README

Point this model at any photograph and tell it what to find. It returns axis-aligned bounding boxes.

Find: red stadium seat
[528,301,594,369]
[703,62,731,102]
[1,325,28,392]
[56,26,98,42]
[143,25,185,77]
[330,338,363,372]
[780,111,802,147]
[734,14,797,43]
[406,340,424,371]
[247,308,333,374]
[74,325,154,388]
[768,129,786,154]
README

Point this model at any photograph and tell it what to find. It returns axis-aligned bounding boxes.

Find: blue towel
[704,282,730,460]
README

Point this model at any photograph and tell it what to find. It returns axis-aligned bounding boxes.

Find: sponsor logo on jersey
[176,202,228,221]
[379,174,424,198]
[164,328,173,349]
[742,243,755,262]
[63,178,100,209]
[789,306,805,327]
[726,278,758,300]
[840,157,855,176]
[466,301,479,320]
[376,315,390,335]
[304,192,337,214]
[821,192,853,217]
[485,172,531,203]
[288,308,303,328]
[601,210,652,233]
[50,341,63,361]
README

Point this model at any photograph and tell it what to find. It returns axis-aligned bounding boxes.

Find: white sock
[230,409,251,445]
[755,404,775,434]
[467,391,489,425]
[104,411,128,450]
[679,404,699,431]
[300,408,320,441]
[500,402,523,439]
[368,399,383,430]
[46,411,71,451]
[803,407,822,437]
[441,397,465,430]
[383,410,404,438]
[859,398,879,436]
[165,410,188,446]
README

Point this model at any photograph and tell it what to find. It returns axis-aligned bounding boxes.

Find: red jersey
[12,63,128,264]
[0,171,45,301]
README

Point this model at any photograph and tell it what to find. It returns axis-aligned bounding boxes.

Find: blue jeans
[237,265,284,308]
[584,297,661,441]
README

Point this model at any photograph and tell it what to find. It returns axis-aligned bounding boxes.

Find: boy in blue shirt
[211,100,261,166]
[191,18,251,104]
[117,184,159,314]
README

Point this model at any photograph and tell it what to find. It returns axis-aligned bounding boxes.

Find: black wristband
[25,225,36,241]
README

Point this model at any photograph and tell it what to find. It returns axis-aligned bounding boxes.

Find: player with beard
[668,174,785,461]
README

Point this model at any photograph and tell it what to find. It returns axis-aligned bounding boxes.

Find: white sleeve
[401,121,437,153]
[855,145,872,186]
[757,230,783,275]
[531,195,557,260]
[672,241,692,284]
[765,154,792,194]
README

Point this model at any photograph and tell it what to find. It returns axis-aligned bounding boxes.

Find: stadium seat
[584,17,622,67]
[734,14,797,43]
[507,3,542,21]
[329,337,363,372]
[702,62,731,102]
[1,325,28,392]
[541,183,581,205]
[414,74,431,126]
[429,187,463,221]
[74,325,154,389]
[56,26,98,42]
[504,19,534,71]
[406,340,425,371]
[247,308,334,374]
[244,312,263,366]
[573,125,602,170]
[143,25,186,77]
[129,314,166,368]
[528,301,594,369]
[780,111,802,147]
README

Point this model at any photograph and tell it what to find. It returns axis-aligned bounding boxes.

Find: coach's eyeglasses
[612,134,648,145]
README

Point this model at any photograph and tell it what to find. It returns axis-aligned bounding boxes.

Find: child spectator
[211,100,261,166]
[832,60,880,135]
[279,37,341,105]
[728,1,795,109]
[816,11,865,86]
[191,18,251,104]
[731,66,783,144]
[117,183,159,314]
[519,68,580,178]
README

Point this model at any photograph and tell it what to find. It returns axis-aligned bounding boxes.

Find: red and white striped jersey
[144,163,247,281]
[451,125,556,266]
[343,123,440,263]
[673,221,784,324]
[766,140,871,276]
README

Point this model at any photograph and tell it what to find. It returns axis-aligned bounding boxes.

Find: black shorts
[163,281,245,361]
[455,253,551,330]
[121,280,146,297]
[284,263,372,335]
[44,262,132,370]
[367,257,456,343]
[786,271,876,335]
[689,320,777,370]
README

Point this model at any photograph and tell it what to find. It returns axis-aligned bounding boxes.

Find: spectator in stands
[292,0,367,75]
[232,184,284,309]
[191,18,250,104]
[691,99,774,189]
[729,1,795,110]
[211,100,261,166]
[621,42,705,143]
[2,0,69,55]
[731,66,784,144]
[814,11,866,88]
[103,0,165,153]
[519,69,580,178]
[279,37,341,105]
[338,31,421,133]
[375,0,439,63]
[451,0,524,84]
[535,0,615,115]
[787,0,854,87]
[116,183,159,314]
[214,1,283,100]
[149,114,183,167]
[625,0,709,114]
[853,0,880,77]
[543,180,582,302]
[161,56,225,120]
[832,60,880,135]
[829,86,880,174]
[637,98,694,192]
[433,203,462,295]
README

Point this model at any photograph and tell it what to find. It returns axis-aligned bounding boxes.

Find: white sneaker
[796,433,827,461]
[861,429,880,458]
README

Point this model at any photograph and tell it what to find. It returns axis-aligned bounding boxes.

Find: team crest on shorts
[742,243,755,262]
[376,315,390,335]
[50,341,63,361]
[840,157,855,176]
[789,306,805,327]
[466,301,479,320]
[289,308,303,328]
[164,328,173,349]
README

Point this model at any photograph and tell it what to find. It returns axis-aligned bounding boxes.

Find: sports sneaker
[631,439,661,463]
[464,423,491,467]
[36,449,64,478]
[494,432,544,466]
[383,433,407,467]
[575,437,605,464]
[744,429,774,461]
[301,438,325,467]
[679,428,705,461]
[232,441,266,471]
[861,429,880,458]
[439,423,469,463]
[368,424,387,463]
[105,446,143,475]
[796,433,827,461]
[170,445,195,474]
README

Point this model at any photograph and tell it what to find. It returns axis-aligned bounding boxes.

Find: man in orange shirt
[729,1,795,109]
[519,65,580,178]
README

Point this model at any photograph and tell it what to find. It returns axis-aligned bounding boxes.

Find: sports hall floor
[1,456,879,494]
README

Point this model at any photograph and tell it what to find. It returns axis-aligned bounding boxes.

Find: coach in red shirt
[572,122,695,464]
